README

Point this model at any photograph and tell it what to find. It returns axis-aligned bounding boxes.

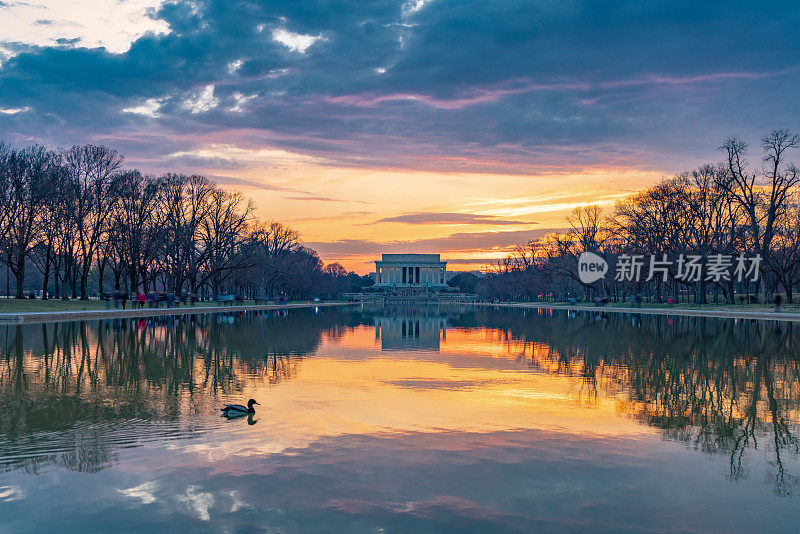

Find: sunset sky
[1,1,799,272]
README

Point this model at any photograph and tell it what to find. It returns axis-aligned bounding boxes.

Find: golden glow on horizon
[144,142,665,272]
[180,326,654,461]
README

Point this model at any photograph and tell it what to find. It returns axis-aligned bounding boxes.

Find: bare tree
[103,170,167,294]
[4,145,59,298]
[0,143,15,248]
[197,189,254,297]
[482,131,800,304]
[717,130,800,296]
[161,174,214,296]
[0,139,372,302]
[64,145,124,299]
[31,159,72,300]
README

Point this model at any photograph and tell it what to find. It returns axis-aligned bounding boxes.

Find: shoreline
[470,301,800,322]
[0,301,357,325]
[4,299,800,324]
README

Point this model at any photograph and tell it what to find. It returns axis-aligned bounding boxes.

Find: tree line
[480,129,800,304]
[0,141,372,300]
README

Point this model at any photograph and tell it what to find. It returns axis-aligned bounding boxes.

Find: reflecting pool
[2,305,800,532]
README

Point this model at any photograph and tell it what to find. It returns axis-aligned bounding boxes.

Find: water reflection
[459,307,800,496]
[2,305,800,531]
[0,308,375,474]
[375,304,449,351]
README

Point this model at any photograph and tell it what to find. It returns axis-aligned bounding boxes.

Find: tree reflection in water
[0,308,375,474]
[459,308,800,495]
[2,305,800,496]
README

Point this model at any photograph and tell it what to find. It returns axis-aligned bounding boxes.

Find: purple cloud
[374,212,532,225]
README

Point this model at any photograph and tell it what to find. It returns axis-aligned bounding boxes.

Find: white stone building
[374,254,447,289]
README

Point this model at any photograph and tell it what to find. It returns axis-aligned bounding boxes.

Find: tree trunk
[80,267,89,300]
[98,264,105,296]
[42,263,50,300]
[14,255,25,299]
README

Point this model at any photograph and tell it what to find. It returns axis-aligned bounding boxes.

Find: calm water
[1,305,800,533]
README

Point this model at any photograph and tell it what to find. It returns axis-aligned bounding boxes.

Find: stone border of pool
[0,301,358,324]
[471,302,800,322]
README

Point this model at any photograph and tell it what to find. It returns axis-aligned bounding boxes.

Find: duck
[220,398,259,417]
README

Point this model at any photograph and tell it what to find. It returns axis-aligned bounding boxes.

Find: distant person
[120,292,128,309]
[137,292,147,309]
[166,293,175,308]
[774,294,783,312]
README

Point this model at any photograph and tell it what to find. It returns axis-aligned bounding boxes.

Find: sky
[1,0,799,273]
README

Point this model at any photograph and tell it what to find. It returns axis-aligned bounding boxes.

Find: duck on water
[221,399,259,417]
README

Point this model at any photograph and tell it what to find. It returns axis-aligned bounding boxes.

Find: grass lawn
[0,299,321,314]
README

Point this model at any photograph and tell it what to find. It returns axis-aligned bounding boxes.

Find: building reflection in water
[374,304,449,351]
[2,305,800,497]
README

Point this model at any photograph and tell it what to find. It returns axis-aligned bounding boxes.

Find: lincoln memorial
[374,253,447,289]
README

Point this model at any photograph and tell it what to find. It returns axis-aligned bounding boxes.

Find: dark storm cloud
[1,0,800,171]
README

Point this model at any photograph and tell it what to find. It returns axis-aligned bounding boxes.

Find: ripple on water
[0,416,225,474]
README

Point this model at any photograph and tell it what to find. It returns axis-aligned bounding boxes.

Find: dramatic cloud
[0,0,799,172]
[0,0,168,52]
[286,196,348,202]
[271,28,325,54]
[375,212,531,225]
[305,228,562,257]
[0,106,29,115]
[2,1,800,270]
